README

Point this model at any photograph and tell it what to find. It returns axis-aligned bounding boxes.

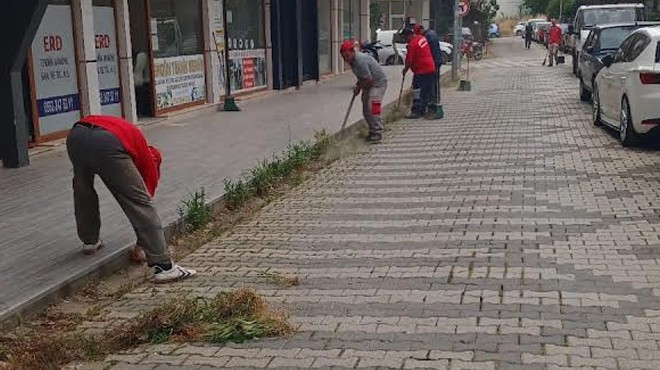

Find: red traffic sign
[458,1,470,17]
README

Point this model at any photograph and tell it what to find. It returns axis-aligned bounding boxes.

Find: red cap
[413,24,424,35]
[340,40,355,53]
[148,145,162,167]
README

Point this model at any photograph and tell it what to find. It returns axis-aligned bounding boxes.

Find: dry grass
[0,289,292,370]
[259,271,301,287]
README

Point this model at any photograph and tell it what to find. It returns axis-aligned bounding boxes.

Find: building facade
[1,0,370,167]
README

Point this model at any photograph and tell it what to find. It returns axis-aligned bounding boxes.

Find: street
[75,37,660,369]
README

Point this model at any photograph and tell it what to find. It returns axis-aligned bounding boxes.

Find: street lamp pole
[222,0,240,111]
[452,0,460,81]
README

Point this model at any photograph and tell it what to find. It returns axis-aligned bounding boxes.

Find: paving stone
[66,37,660,370]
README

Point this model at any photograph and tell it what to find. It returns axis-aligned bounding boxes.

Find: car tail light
[642,119,660,125]
[639,72,660,84]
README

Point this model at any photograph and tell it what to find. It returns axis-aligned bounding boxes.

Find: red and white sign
[458,1,470,17]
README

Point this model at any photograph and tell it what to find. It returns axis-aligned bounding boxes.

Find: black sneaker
[368,133,382,143]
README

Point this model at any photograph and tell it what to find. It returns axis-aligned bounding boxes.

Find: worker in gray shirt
[340,40,388,143]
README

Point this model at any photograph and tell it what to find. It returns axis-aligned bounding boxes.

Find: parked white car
[514,22,525,36]
[376,29,452,65]
[592,26,660,146]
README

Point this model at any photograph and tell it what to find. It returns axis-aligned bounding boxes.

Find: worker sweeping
[547,19,562,67]
[402,27,436,119]
[340,40,388,143]
[414,24,443,115]
[66,115,196,283]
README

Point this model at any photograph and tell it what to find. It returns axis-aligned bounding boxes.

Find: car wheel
[620,96,640,147]
[579,78,591,102]
[572,51,578,76]
[592,85,602,127]
[516,30,522,36]
[385,55,402,65]
[441,51,450,65]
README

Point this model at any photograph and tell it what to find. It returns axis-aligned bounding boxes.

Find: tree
[546,0,575,21]
[369,2,383,40]
[523,0,551,16]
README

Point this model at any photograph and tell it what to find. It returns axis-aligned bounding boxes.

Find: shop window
[225,0,267,93]
[93,0,122,116]
[150,0,203,58]
[150,0,207,112]
[29,0,81,141]
[318,0,332,74]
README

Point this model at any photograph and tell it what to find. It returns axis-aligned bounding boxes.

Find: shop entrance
[128,0,153,117]
[270,0,318,90]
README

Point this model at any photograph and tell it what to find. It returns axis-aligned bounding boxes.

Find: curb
[0,70,450,329]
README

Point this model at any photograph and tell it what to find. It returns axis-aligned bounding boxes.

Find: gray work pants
[66,124,170,266]
[362,84,387,135]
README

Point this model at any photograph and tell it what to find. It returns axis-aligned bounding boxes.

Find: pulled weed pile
[0,289,292,370]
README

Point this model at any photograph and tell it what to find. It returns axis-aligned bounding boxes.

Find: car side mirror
[586,45,594,53]
[602,54,614,68]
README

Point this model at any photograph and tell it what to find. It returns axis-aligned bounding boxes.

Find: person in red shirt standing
[547,19,562,67]
[66,115,196,283]
[402,27,437,119]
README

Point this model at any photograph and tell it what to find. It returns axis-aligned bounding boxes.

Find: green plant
[178,188,212,232]
[223,179,250,210]
[221,132,335,211]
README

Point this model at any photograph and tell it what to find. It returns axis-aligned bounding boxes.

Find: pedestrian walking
[547,19,562,66]
[402,27,436,119]
[66,115,196,283]
[524,23,534,49]
[414,24,443,108]
[340,40,388,143]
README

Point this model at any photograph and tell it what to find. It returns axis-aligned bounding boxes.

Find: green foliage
[178,188,212,232]
[545,0,575,21]
[523,0,551,16]
[222,131,334,210]
[370,2,384,40]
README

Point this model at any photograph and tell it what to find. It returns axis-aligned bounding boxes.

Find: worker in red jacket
[66,115,196,283]
[547,19,562,67]
[402,27,437,119]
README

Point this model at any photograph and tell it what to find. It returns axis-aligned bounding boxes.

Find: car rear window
[600,26,636,50]
[583,8,637,27]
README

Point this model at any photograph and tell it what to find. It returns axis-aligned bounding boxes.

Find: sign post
[452,0,469,81]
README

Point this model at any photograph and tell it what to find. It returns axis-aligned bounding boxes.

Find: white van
[571,3,645,74]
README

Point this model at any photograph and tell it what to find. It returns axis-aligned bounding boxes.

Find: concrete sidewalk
[0,65,447,323]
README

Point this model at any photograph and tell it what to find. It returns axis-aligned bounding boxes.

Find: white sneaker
[154,264,196,283]
[83,240,105,255]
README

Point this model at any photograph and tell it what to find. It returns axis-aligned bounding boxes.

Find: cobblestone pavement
[85,38,660,369]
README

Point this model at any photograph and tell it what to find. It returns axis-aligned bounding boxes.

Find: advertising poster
[229,49,266,92]
[93,6,122,117]
[153,55,207,111]
[30,5,80,136]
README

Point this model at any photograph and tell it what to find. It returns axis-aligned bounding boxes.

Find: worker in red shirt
[547,19,562,67]
[402,27,437,119]
[66,115,196,283]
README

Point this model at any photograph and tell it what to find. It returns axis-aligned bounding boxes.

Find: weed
[259,271,301,287]
[0,289,292,370]
[223,179,251,210]
[178,189,212,232]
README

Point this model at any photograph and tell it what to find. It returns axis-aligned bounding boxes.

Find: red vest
[406,35,436,75]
